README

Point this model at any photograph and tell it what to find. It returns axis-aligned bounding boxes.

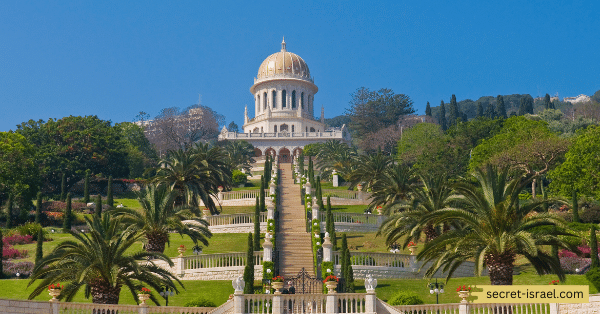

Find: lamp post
[192,245,203,255]
[428,278,444,304]
[160,286,175,306]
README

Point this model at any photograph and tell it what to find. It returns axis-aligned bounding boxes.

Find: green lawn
[332,205,369,214]
[1,274,595,306]
[217,206,256,214]
[231,180,262,191]
[321,182,353,191]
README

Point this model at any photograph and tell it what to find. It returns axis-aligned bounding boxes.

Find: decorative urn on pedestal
[138,287,151,305]
[177,244,186,257]
[271,276,285,294]
[323,275,339,294]
[407,241,417,255]
[456,285,471,303]
[48,283,63,302]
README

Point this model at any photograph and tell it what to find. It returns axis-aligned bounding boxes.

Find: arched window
[310,127,315,132]
[261,127,263,132]
[292,90,296,109]
[301,92,304,109]
[282,90,287,108]
[263,92,267,110]
[253,128,259,133]
[257,95,261,112]
[292,125,295,132]
[274,125,278,133]
[280,124,289,132]
[272,90,277,109]
[305,127,308,132]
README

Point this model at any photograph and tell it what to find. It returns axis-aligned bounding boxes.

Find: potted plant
[178,244,186,257]
[271,276,285,294]
[407,241,417,255]
[323,275,339,294]
[48,283,63,302]
[138,287,151,305]
[456,285,471,303]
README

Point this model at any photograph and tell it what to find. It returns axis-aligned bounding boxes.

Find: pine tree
[544,93,551,110]
[572,189,579,223]
[259,175,265,212]
[95,194,102,218]
[590,225,599,269]
[519,97,527,116]
[496,95,507,119]
[525,96,534,114]
[63,193,72,232]
[254,196,260,251]
[60,173,66,202]
[35,191,42,224]
[107,176,114,208]
[425,102,432,116]
[476,102,484,118]
[243,233,255,294]
[438,101,447,131]
[83,169,91,204]
[549,100,555,110]
[6,194,13,229]
[35,227,43,264]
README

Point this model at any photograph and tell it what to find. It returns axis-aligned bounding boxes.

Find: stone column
[233,277,245,314]
[177,256,185,278]
[217,186,224,203]
[332,170,339,187]
[270,182,276,195]
[326,294,337,314]
[263,235,273,262]
[267,202,275,220]
[272,294,282,314]
[357,184,364,201]
[365,290,376,314]
[322,232,333,262]
[458,303,469,314]
[313,202,320,222]
[305,181,312,197]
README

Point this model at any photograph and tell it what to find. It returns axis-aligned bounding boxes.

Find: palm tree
[220,140,256,172]
[314,140,358,181]
[378,174,454,246]
[153,144,231,214]
[369,163,416,210]
[417,165,576,285]
[113,183,212,253]
[28,213,181,304]
[348,150,393,190]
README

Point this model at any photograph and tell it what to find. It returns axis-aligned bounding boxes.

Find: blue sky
[1,0,599,131]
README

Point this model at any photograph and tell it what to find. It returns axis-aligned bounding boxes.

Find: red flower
[140,287,151,293]
[457,285,471,292]
[407,241,416,247]
[323,275,339,283]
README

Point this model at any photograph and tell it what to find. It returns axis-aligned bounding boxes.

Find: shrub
[388,290,425,306]
[2,261,34,278]
[184,297,216,307]
[263,261,274,280]
[568,222,597,232]
[560,256,589,273]
[17,222,43,238]
[586,267,600,292]
[232,170,248,186]
[3,245,28,259]
[581,206,600,224]
[2,234,34,246]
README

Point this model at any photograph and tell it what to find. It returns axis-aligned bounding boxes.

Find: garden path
[276,166,315,278]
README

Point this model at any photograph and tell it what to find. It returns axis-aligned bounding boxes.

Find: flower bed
[3,234,34,246]
[3,245,28,259]
[2,260,34,277]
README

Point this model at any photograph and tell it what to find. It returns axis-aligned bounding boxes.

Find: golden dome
[256,38,311,81]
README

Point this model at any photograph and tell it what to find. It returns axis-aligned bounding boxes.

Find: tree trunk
[145,231,168,253]
[90,280,121,304]
[485,251,516,285]
[423,224,439,241]
[531,179,537,198]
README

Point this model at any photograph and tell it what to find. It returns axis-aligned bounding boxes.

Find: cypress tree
[476,102,484,118]
[63,193,73,232]
[518,97,527,116]
[299,153,304,177]
[326,196,337,250]
[83,169,91,204]
[259,175,265,212]
[438,101,447,131]
[590,225,599,269]
[425,102,432,116]
[60,173,66,202]
[107,176,114,208]
[243,233,255,294]
[35,191,42,224]
[344,242,354,292]
[95,194,102,218]
[496,95,507,119]
[551,226,559,262]
[485,103,497,118]
[340,233,348,292]
[544,93,551,110]
[35,227,43,264]
[316,176,324,209]
[572,189,579,223]
[254,196,261,251]
[6,194,13,229]
[448,94,459,125]
[0,231,3,278]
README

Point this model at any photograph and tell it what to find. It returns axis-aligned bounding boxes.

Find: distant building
[563,94,591,104]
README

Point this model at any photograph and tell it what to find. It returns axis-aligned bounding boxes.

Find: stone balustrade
[205,213,267,226]
[332,252,411,268]
[183,252,264,270]
[221,189,269,201]
[220,130,347,140]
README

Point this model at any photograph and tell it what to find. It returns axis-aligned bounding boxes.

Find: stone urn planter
[138,294,150,305]
[177,245,186,257]
[408,246,417,255]
[48,289,61,302]
[272,282,284,294]
[458,290,470,303]
[325,281,338,294]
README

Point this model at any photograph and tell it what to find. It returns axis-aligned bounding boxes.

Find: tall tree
[5,194,13,228]
[340,234,348,291]
[518,97,528,116]
[484,104,497,118]
[28,213,182,304]
[591,225,599,269]
[254,196,260,251]
[259,176,265,212]
[572,189,579,223]
[35,227,43,264]
[0,131,39,211]
[95,194,102,218]
[83,170,91,204]
[35,191,42,224]
[496,95,507,119]
[544,93,551,110]
[438,101,447,131]
[476,102,484,118]
[63,193,72,232]
[60,173,66,202]
[448,94,459,126]
[425,102,432,116]
[106,176,114,208]
[243,233,255,294]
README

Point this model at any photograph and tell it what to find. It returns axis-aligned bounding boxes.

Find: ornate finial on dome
[281,37,287,52]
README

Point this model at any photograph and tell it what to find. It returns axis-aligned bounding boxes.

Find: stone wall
[181,265,263,280]
[0,299,52,314]
[209,223,267,234]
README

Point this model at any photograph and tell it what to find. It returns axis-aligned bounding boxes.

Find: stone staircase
[277,165,315,278]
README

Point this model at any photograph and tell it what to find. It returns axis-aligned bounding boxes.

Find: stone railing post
[357,184,364,201]
[332,170,339,187]
[305,181,312,197]
[233,277,245,314]
[313,203,320,222]
[177,256,185,278]
[409,254,418,273]
[326,294,337,314]
[458,302,469,314]
[322,232,333,262]
[263,235,273,262]
[272,294,282,314]
[139,304,149,314]
[52,302,59,314]
[267,202,275,220]
[217,186,224,203]
[364,274,377,314]
[270,182,276,195]
[549,303,558,314]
